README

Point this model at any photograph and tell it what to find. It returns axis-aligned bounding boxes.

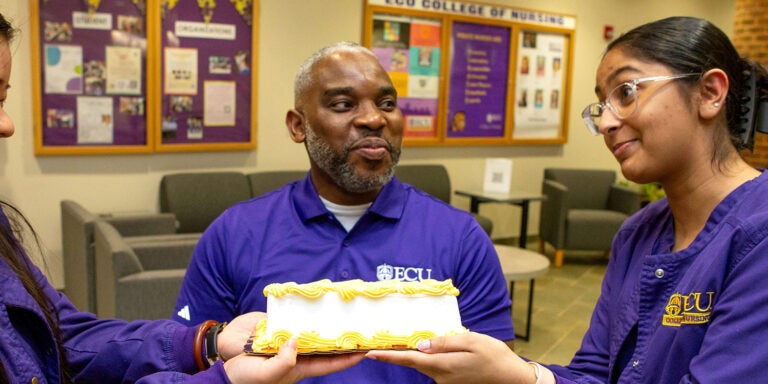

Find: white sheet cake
[245,278,468,354]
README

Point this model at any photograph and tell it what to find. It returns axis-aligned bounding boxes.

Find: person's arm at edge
[366,332,554,384]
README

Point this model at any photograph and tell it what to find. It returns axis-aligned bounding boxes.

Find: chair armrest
[472,214,494,237]
[115,269,186,320]
[539,179,569,247]
[607,185,642,215]
[93,220,144,318]
[126,234,200,270]
[102,213,178,237]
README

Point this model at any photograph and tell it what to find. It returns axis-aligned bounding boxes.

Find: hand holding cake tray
[245,279,468,355]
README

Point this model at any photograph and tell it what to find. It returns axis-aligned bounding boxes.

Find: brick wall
[733,0,768,167]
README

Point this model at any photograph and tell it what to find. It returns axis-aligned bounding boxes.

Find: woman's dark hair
[0,12,15,42]
[607,16,768,159]
[0,202,73,383]
[0,13,73,384]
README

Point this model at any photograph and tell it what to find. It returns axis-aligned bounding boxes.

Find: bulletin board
[156,0,257,152]
[31,0,152,155]
[363,0,575,146]
[29,0,258,155]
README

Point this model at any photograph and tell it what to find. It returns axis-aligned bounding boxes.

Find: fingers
[225,339,364,384]
[366,335,522,384]
[273,337,299,367]
[223,338,299,384]
[296,352,366,378]
[261,338,302,383]
[417,332,483,354]
[364,335,470,366]
[219,313,267,360]
[268,340,365,381]
[365,349,432,368]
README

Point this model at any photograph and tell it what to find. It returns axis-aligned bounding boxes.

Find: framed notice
[31,0,152,155]
[156,0,258,152]
[364,0,574,146]
[513,29,568,140]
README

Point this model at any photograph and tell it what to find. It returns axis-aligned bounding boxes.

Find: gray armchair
[61,199,180,313]
[538,168,641,267]
[247,170,307,197]
[395,164,494,236]
[159,172,252,233]
[93,220,194,320]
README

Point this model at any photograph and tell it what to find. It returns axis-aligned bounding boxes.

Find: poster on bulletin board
[446,21,510,138]
[513,30,567,139]
[371,14,442,139]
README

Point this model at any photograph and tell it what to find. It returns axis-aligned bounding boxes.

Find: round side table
[494,245,550,341]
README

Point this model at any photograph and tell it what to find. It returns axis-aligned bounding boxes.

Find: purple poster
[447,22,510,138]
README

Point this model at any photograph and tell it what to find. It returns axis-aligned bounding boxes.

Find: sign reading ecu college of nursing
[364,0,575,146]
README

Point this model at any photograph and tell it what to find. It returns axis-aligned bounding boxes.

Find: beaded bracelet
[194,320,219,371]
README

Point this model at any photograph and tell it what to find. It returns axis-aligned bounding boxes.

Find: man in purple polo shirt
[172,41,514,383]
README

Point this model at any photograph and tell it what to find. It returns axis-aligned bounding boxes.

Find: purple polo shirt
[548,170,768,383]
[173,175,514,383]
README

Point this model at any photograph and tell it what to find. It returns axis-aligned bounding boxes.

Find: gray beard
[304,122,399,194]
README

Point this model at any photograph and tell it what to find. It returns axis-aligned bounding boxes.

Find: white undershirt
[320,196,371,232]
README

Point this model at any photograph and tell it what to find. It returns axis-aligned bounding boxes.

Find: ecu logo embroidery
[662,291,714,327]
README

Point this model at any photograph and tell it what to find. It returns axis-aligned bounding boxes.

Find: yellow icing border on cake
[247,279,466,354]
[262,278,460,300]
[247,318,469,354]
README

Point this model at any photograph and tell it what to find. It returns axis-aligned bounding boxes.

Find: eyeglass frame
[581,73,702,135]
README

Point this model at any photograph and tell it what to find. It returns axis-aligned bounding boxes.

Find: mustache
[347,132,395,152]
[343,132,401,165]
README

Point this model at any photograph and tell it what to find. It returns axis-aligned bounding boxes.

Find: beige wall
[0,0,735,288]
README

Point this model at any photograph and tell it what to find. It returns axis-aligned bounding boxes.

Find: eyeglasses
[581,73,701,135]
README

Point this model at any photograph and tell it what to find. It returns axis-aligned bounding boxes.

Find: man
[172,42,514,383]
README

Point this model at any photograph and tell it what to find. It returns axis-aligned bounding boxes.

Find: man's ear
[699,68,729,120]
[286,109,306,143]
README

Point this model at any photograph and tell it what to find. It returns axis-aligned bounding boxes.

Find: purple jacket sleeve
[136,362,231,384]
[36,265,230,383]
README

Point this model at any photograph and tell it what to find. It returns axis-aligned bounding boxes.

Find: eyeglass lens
[608,83,639,118]
[583,83,638,134]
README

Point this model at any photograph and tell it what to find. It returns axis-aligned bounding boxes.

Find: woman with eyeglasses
[0,13,362,384]
[368,16,768,384]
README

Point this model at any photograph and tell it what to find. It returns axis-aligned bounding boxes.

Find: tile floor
[495,239,608,366]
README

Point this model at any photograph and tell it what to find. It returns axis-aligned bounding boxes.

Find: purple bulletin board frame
[156,0,257,152]
[31,0,152,155]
